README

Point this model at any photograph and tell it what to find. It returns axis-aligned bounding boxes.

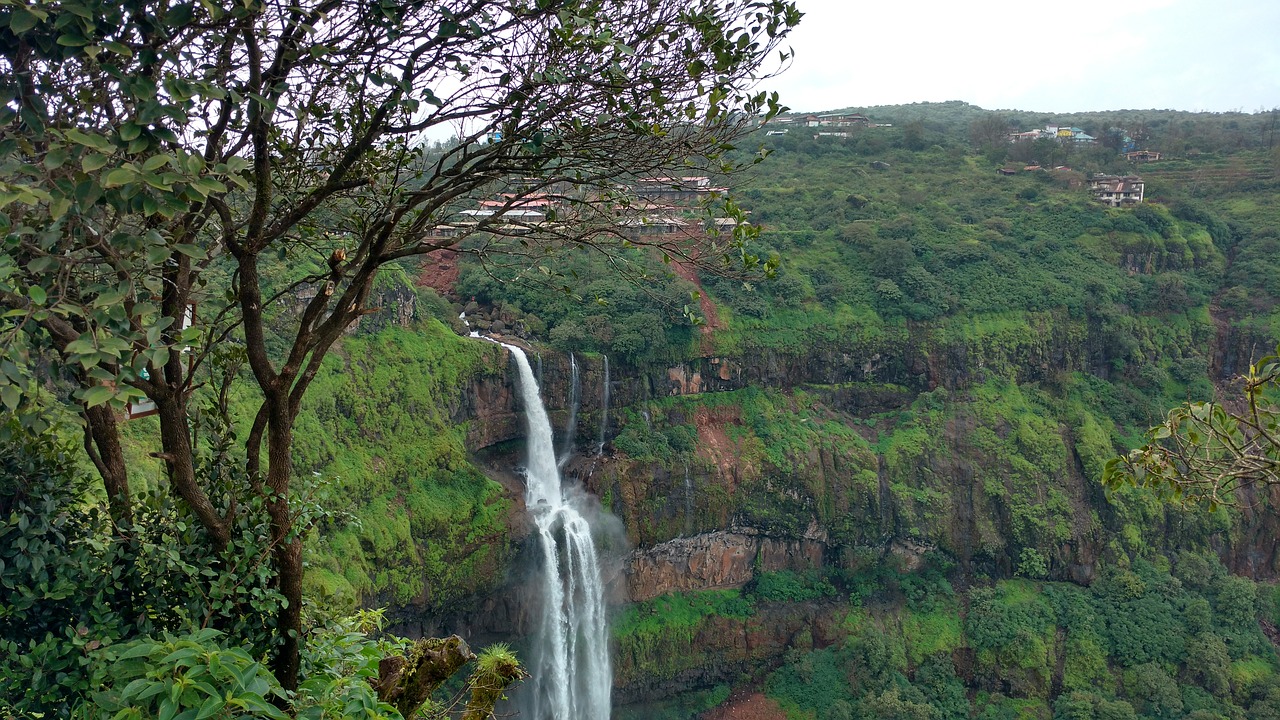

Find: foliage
[0,422,283,715]
[86,629,296,720]
[1105,344,1280,508]
[289,320,511,611]
[748,570,838,603]
[746,561,1279,720]
[611,589,753,684]
[0,422,522,718]
[458,246,700,365]
[0,0,800,690]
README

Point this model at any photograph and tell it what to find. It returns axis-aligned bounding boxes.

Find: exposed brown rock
[625,530,827,602]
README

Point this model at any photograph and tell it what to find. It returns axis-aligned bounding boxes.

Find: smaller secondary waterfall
[558,353,580,469]
[683,463,694,535]
[505,344,611,720]
[459,312,479,338]
[597,354,610,456]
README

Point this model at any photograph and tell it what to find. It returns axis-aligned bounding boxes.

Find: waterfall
[597,354,610,456]
[504,344,611,720]
[683,463,693,536]
[558,353,580,469]
[459,312,479,338]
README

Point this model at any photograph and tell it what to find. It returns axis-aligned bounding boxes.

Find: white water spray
[558,353,580,469]
[504,344,611,720]
[597,354,610,456]
[459,312,480,338]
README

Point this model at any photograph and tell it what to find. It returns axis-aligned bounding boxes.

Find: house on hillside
[1125,150,1162,163]
[634,176,724,202]
[778,112,871,128]
[1009,130,1044,143]
[1011,125,1096,144]
[1089,174,1144,207]
[816,112,870,127]
[619,215,688,239]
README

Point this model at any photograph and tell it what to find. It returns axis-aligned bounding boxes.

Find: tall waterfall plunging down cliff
[504,344,612,720]
[558,353,579,470]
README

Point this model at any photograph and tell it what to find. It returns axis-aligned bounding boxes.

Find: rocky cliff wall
[414,305,1274,704]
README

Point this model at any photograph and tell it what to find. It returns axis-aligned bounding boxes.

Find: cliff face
[418,305,1275,704]
[612,600,845,705]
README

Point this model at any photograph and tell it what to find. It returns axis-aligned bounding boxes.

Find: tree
[968,113,1010,158]
[901,119,927,151]
[1104,345,1280,509]
[0,0,801,694]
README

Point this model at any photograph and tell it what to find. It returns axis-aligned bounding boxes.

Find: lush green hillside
[617,555,1280,720]
[102,103,1280,717]
[452,104,1280,718]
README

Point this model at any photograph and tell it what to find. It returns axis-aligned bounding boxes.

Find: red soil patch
[669,260,722,332]
[416,248,461,297]
[701,692,788,720]
[693,405,751,488]
[668,257,724,354]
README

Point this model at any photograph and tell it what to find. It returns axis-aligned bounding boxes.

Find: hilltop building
[633,176,726,202]
[772,112,873,129]
[1125,150,1162,163]
[1089,174,1145,207]
[1009,125,1096,144]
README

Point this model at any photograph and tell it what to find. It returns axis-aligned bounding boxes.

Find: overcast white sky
[766,0,1280,115]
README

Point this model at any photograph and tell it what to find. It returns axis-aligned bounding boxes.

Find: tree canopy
[0,0,800,696]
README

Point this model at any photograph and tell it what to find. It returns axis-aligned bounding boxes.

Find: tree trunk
[83,403,133,526]
[156,393,230,549]
[265,405,303,692]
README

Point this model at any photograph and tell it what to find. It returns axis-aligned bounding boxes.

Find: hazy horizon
[770,0,1280,117]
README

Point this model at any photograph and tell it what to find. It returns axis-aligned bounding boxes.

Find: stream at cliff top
[504,343,612,720]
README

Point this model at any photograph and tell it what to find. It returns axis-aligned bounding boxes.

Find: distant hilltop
[767,101,1280,156]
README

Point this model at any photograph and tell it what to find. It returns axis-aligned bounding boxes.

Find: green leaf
[82,153,112,172]
[9,8,40,33]
[44,146,70,170]
[172,244,208,259]
[50,196,71,220]
[194,696,224,720]
[103,167,135,188]
[27,285,46,305]
[120,678,151,700]
[158,696,178,720]
[82,385,114,408]
[57,31,90,47]
[103,40,133,57]
[64,129,115,152]
[0,384,20,410]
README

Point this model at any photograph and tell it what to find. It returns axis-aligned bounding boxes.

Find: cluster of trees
[456,245,702,365]
[756,554,1280,720]
[0,0,800,712]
